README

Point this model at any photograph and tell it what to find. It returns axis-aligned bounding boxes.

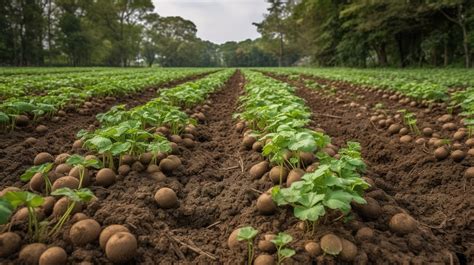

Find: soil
[0,71,465,264]
[0,72,211,187]
[265,72,473,264]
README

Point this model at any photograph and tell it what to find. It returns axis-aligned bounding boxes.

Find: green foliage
[237,226,259,265]
[271,232,296,265]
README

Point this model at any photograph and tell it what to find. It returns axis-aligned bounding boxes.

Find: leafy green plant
[398,109,420,135]
[66,155,102,188]
[271,232,296,265]
[20,163,54,194]
[2,191,44,241]
[49,188,95,236]
[237,226,258,265]
[272,142,368,234]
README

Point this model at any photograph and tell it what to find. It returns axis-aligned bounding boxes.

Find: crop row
[0,69,210,131]
[0,70,234,264]
[227,70,370,262]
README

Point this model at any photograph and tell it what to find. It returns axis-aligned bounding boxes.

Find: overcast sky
[152,0,269,44]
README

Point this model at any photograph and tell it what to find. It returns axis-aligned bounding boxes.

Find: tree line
[256,0,474,68]
[1,0,473,68]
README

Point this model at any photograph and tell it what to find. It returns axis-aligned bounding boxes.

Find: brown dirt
[0,71,464,264]
[0,72,211,187]
[265,72,473,264]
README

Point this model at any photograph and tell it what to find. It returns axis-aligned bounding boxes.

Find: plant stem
[49,201,75,236]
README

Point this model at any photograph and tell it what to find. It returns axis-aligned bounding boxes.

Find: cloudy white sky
[152,0,269,44]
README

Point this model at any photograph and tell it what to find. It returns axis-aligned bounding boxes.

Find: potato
[72,139,83,149]
[340,239,358,261]
[353,197,381,220]
[306,163,318,173]
[19,243,47,265]
[466,138,474,147]
[254,254,275,265]
[256,193,276,215]
[442,122,457,131]
[252,141,263,152]
[41,196,56,216]
[71,213,89,223]
[227,228,244,250]
[0,186,21,197]
[356,227,374,241]
[300,152,315,166]
[55,163,72,177]
[154,188,178,209]
[323,147,336,157]
[169,135,183,144]
[415,138,426,145]
[159,158,179,172]
[118,165,131,176]
[29,172,46,192]
[69,219,101,246]
[54,153,70,165]
[146,164,160,173]
[69,166,90,186]
[36,125,48,134]
[450,150,465,162]
[95,168,116,187]
[182,138,195,148]
[453,131,466,141]
[15,115,30,126]
[320,234,342,256]
[249,161,269,179]
[305,241,321,257]
[39,247,67,265]
[24,137,38,146]
[182,133,194,140]
[34,152,54,165]
[258,237,276,253]
[105,232,137,263]
[235,122,245,133]
[389,213,417,235]
[52,176,79,191]
[387,124,401,134]
[120,154,134,165]
[464,167,474,178]
[242,135,256,149]
[131,161,145,172]
[269,166,289,184]
[399,135,412,143]
[52,197,82,217]
[139,152,153,165]
[0,232,21,258]
[151,171,167,182]
[434,147,449,160]
[286,168,305,187]
[399,127,409,135]
[100,225,130,249]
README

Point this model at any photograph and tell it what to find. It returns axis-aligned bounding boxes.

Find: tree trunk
[375,43,388,67]
[444,41,449,67]
[461,24,470,67]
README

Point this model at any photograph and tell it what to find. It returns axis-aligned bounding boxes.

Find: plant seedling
[237,226,258,265]
[66,155,102,188]
[271,232,296,265]
[2,191,44,241]
[20,163,54,194]
[49,188,95,236]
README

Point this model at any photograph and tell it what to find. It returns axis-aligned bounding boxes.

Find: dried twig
[250,188,263,194]
[164,234,186,260]
[169,235,217,260]
[206,221,221,229]
[219,165,239,171]
[316,113,342,119]
[238,155,244,173]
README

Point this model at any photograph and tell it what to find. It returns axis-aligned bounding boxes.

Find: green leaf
[271,232,293,246]
[237,226,258,241]
[0,198,15,224]
[51,188,95,202]
[20,163,53,182]
[4,191,44,208]
[280,248,296,259]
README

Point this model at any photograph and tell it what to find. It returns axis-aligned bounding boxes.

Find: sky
[152,0,269,44]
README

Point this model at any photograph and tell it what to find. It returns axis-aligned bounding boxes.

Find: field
[0,67,473,265]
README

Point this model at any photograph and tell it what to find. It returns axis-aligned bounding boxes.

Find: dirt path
[266,73,473,264]
[0,73,211,187]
